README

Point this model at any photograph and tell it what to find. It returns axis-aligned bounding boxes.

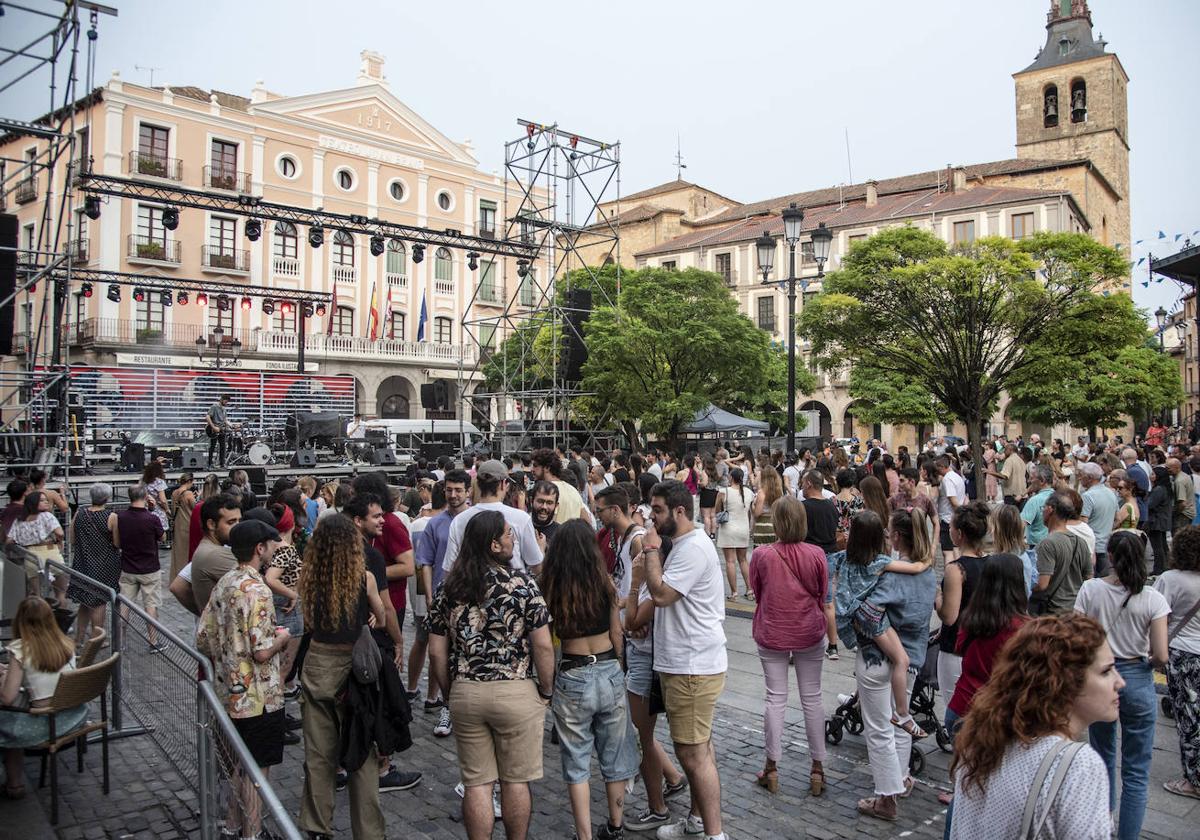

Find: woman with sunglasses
[1113,479,1139,533]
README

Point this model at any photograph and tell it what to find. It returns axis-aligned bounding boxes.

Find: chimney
[356,50,387,86]
[865,179,878,207]
[951,166,967,193]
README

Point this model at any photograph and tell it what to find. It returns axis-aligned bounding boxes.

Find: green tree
[799,227,1127,490]
[845,363,954,430]
[1006,294,1183,436]
[582,266,793,446]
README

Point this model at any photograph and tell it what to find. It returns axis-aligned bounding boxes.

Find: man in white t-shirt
[936,455,967,563]
[441,460,542,575]
[782,452,803,499]
[635,479,727,840]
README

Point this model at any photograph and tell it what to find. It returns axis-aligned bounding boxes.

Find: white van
[362,419,487,457]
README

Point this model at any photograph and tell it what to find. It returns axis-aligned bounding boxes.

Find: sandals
[810,765,825,797]
[1164,778,1200,800]
[744,591,756,602]
[755,766,779,794]
[892,715,929,739]
[857,796,897,821]
[899,775,915,799]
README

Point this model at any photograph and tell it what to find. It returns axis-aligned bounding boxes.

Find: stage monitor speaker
[419,441,453,462]
[563,288,592,382]
[290,448,317,468]
[0,215,15,357]
[370,447,398,466]
[121,442,146,472]
[244,466,268,498]
[181,451,205,469]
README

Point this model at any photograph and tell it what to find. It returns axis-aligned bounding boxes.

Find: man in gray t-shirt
[206,394,232,468]
[1034,492,1094,614]
[1078,462,1117,574]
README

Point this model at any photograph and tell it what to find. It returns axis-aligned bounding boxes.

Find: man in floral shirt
[196,519,291,840]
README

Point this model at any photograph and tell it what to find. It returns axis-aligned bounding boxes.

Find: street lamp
[1156,305,1169,352]
[195,326,242,369]
[756,204,835,453]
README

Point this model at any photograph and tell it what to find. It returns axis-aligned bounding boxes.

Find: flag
[327,283,337,336]
[416,292,428,342]
[383,284,394,339]
[366,280,380,340]
[1159,231,1167,239]
[1176,234,1183,242]
[1135,239,1144,245]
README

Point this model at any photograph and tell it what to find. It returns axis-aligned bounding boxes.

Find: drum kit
[227,427,277,466]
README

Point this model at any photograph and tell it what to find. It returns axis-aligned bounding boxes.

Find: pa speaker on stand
[290,448,317,468]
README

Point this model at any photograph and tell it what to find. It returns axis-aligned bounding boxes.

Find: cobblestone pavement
[11,551,1198,839]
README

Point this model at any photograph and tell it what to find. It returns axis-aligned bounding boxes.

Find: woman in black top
[935,502,989,713]
[297,514,386,838]
[540,519,638,840]
[1147,465,1173,576]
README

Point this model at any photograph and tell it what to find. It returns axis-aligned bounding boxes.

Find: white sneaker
[434,706,452,737]
[454,781,502,818]
[837,693,854,706]
[655,815,704,839]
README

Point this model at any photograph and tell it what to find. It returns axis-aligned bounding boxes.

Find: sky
[3,0,1198,321]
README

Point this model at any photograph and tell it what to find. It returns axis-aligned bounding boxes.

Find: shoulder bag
[351,624,382,685]
[1030,533,1084,616]
[1019,738,1086,839]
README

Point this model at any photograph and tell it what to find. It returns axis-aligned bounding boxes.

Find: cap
[477,459,509,481]
[243,507,278,527]
[229,519,280,556]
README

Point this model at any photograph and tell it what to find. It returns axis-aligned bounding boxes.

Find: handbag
[351,624,382,685]
[1018,738,1086,839]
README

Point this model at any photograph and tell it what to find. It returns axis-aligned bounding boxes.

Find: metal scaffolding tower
[461,120,620,455]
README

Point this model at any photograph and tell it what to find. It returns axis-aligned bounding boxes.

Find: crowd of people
[2,432,1200,840]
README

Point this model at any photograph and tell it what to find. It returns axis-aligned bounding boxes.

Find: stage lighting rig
[133,287,146,302]
[369,234,385,257]
[83,195,102,220]
[216,294,231,312]
[162,207,180,230]
[308,225,324,248]
[245,218,262,241]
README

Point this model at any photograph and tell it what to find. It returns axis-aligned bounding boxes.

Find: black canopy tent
[681,404,770,437]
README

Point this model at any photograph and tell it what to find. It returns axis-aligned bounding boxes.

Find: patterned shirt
[427,563,549,682]
[195,565,282,719]
[268,542,302,589]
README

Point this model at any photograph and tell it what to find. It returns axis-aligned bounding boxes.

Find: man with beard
[528,480,560,550]
[530,448,592,526]
[635,480,727,840]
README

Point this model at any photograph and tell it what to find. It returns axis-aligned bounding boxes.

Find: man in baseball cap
[441,458,543,575]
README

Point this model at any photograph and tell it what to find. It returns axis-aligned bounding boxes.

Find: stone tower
[1013,0,1129,250]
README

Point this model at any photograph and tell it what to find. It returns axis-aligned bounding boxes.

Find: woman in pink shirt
[748,495,830,797]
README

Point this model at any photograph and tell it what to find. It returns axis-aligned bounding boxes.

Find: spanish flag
[366,280,380,340]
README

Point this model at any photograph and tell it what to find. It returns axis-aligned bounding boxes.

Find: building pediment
[253,84,476,166]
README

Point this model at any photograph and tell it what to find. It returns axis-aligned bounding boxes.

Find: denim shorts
[552,659,640,784]
[273,594,304,636]
[625,643,653,698]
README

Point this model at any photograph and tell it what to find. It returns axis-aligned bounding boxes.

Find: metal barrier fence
[10,549,303,840]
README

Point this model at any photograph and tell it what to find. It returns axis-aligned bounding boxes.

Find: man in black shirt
[346,493,421,794]
[801,469,842,661]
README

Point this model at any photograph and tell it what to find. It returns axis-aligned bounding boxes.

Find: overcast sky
[3,0,1197,320]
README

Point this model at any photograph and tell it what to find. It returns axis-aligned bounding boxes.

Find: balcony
[202,245,250,273]
[15,179,37,204]
[127,234,181,265]
[477,218,496,240]
[477,284,501,304]
[66,318,256,351]
[273,256,300,278]
[434,278,454,296]
[331,264,357,285]
[129,151,183,181]
[71,237,89,263]
[385,271,408,290]
[255,330,477,365]
[204,165,250,193]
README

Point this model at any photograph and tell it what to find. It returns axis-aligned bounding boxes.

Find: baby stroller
[824,631,953,776]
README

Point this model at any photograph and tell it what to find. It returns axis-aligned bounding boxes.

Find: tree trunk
[621,419,641,453]
[966,409,986,503]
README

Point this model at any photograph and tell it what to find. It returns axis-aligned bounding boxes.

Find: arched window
[333,230,354,267]
[386,239,407,276]
[1043,84,1059,128]
[380,393,409,419]
[434,247,453,283]
[273,221,297,260]
[1070,79,1087,123]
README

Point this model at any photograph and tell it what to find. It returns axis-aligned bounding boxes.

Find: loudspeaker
[181,451,205,469]
[244,466,268,498]
[370,447,398,466]
[290,448,317,468]
[0,214,16,357]
[563,288,591,382]
[121,442,146,471]
[420,381,450,411]
[420,383,437,410]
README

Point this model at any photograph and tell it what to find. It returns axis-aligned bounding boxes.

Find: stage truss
[461,120,620,455]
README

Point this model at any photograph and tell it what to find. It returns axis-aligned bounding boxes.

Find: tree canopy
[799,227,1128,487]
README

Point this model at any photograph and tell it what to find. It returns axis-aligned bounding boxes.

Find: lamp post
[195,326,242,369]
[757,204,833,453]
[1156,305,1168,352]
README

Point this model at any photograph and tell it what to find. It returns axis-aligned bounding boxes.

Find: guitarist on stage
[206,393,233,468]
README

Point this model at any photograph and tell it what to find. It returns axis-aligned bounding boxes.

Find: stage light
[106,284,120,302]
[177,291,189,305]
[281,301,293,315]
[262,299,275,315]
[81,283,93,298]
[83,195,102,220]
[161,291,172,307]
[467,251,480,271]
[516,259,529,278]
[241,296,252,311]
[369,234,385,257]
[245,218,262,242]
[216,295,230,312]
[196,292,208,306]
[315,303,326,317]
[133,287,146,303]
[412,243,425,264]
[162,207,179,231]
[308,225,324,248]
[303,303,315,318]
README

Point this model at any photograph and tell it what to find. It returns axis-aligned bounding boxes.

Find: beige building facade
[3,51,538,422]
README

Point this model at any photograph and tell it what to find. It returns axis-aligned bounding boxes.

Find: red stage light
[241,296,252,311]
[196,292,208,306]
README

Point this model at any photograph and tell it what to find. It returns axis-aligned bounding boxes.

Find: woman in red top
[748,496,830,797]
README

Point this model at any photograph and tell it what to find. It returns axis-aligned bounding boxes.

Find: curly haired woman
[948,613,1121,839]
